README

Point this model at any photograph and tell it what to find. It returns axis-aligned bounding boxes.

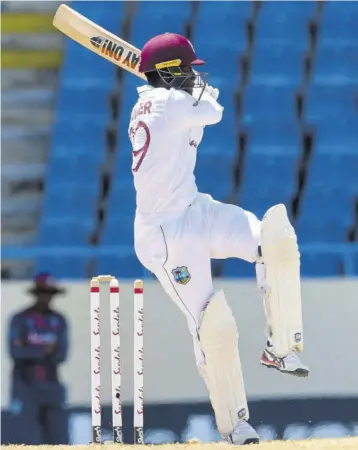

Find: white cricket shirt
[128,85,223,223]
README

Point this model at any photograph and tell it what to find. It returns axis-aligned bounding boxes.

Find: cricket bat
[53,4,146,80]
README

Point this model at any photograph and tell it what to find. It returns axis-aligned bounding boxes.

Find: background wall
[2,278,358,408]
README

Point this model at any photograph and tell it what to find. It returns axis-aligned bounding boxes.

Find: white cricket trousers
[134,193,262,364]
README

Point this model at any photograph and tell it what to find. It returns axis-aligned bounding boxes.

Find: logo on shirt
[189,140,197,148]
[28,332,57,345]
[171,266,191,285]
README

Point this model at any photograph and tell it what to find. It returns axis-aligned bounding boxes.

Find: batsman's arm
[49,316,69,363]
[168,89,224,130]
[8,315,47,360]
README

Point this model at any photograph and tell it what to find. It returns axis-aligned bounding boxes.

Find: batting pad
[261,204,303,357]
[198,290,248,436]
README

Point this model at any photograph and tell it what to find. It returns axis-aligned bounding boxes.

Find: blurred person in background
[7,273,69,445]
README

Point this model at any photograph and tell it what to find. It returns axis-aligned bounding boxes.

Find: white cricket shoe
[260,341,309,377]
[224,420,260,445]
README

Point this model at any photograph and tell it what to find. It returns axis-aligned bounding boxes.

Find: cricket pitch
[4,439,358,450]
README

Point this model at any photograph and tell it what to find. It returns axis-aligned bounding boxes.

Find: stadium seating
[300,251,344,277]
[95,252,147,279]
[245,121,302,154]
[305,84,357,122]
[255,1,316,49]
[250,46,305,87]
[131,0,191,48]
[312,45,358,85]
[319,0,358,46]
[38,217,95,246]
[221,258,255,278]
[34,254,90,279]
[242,85,299,123]
[29,0,358,279]
[34,3,120,276]
[296,149,358,244]
[194,1,250,55]
[313,120,358,152]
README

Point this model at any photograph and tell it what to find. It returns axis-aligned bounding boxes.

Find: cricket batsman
[129,33,309,445]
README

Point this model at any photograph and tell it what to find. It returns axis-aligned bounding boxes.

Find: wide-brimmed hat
[27,272,65,295]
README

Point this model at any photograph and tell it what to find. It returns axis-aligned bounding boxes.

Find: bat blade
[53,4,146,80]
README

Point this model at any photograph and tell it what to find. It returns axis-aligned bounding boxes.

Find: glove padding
[192,71,219,101]
[204,85,220,101]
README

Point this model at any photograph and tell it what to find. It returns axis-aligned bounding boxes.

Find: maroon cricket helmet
[139,33,205,73]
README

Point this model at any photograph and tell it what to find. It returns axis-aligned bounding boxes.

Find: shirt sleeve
[8,314,47,360]
[51,316,69,363]
[167,88,224,131]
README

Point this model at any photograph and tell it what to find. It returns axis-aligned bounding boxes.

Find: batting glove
[205,85,220,101]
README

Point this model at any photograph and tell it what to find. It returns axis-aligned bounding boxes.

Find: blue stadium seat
[131,1,190,47]
[300,251,344,277]
[238,152,298,219]
[206,76,237,96]
[42,181,99,218]
[195,25,246,50]
[307,152,358,187]
[354,251,358,275]
[243,152,299,187]
[322,0,358,14]
[245,121,302,154]
[314,120,358,152]
[38,218,94,245]
[51,116,109,149]
[195,2,248,54]
[221,258,255,278]
[71,0,123,17]
[197,0,253,23]
[57,87,111,117]
[300,152,358,242]
[238,190,293,222]
[34,254,90,278]
[303,179,356,211]
[61,38,116,87]
[258,0,317,20]
[195,153,235,201]
[319,1,358,45]
[49,139,106,164]
[305,85,358,121]
[255,1,314,47]
[115,144,133,182]
[238,186,295,219]
[101,214,134,246]
[296,210,353,243]
[251,46,304,86]
[46,152,104,184]
[217,88,236,117]
[107,181,136,216]
[312,46,358,86]
[243,85,298,123]
[135,0,191,19]
[297,184,355,243]
[121,75,142,117]
[201,114,236,155]
[96,252,145,279]
[194,43,244,76]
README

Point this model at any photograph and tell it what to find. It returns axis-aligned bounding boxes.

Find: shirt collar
[137,85,154,96]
